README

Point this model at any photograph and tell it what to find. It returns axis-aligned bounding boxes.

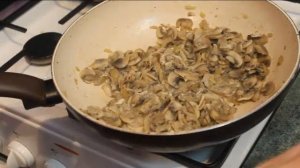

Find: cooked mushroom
[219,38,234,51]
[175,70,199,81]
[242,76,258,91]
[129,91,148,107]
[260,81,275,96]
[247,33,263,39]
[207,27,225,39]
[228,69,243,79]
[156,25,177,40]
[193,35,211,51]
[254,44,268,55]
[242,40,253,48]
[167,72,184,88]
[226,51,243,67]
[108,51,129,69]
[80,17,271,134]
[125,50,141,66]
[101,83,112,97]
[80,68,97,83]
[176,18,193,30]
[237,90,256,101]
[139,94,161,113]
[90,59,109,71]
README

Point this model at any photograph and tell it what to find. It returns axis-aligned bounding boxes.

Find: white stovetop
[0,1,300,168]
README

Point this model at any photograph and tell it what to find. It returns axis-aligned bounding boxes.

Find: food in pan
[80,18,274,134]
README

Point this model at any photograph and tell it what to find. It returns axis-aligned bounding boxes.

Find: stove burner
[0,32,62,71]
[24,32,62,65]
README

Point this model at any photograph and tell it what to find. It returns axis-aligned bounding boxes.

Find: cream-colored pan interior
[52,1,299,134]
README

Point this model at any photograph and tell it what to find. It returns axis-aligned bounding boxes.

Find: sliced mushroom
[169,100,183,112]
[258,56,271,66]
[228,69,243,79]
[150,112,170,133]
[184,40,194,55]
[126,117,144,133]
[156,25,177,40]
[251,91,261,102]
[242,40,253,48]
[156,25,167,39]
[178,48,189,62]
[193,35,211,51]
[254,45,268,55]
[256,64,269,79]
[85,106,105,119]
[176,18,193,30]
[209,55,219,62]
[80,68,97,83]
[146,46,158,56]
[120,86,133,101]
[211,44,220,55]
[164,110,176,121]
[177,30,187,40]
[108,68,121,85]
[153,62,165,82]
[186,101,200,119]
[207,27,225,39]
[90,59,109,71]
[252,34,268,45]
[260,81,275,96]
[135,48,146,58]
[186,32,194,40]
[120,110,137,124]
[202,73,212,88]
[108,51,129,69]
[199,19,209,30]
[219,38,234,51]
[194,64,209,76]
[247,33,263,39]
[139,94,161,113]
[129,91,148,107]
[245,44,254,55]
[237,90,256,101]
[242,76,258,91]
[160,53,185,70]
[102,83,112,97]
[209,110,232,123]
[125,50,141,66]
[101,110,122,127]
[175,70,199,81]
[226,51,243,68]
[167,72,184,88]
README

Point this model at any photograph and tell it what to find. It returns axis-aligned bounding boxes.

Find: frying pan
[0,1,299,153]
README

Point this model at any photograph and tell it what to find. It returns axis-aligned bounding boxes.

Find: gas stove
[0,1,299,168]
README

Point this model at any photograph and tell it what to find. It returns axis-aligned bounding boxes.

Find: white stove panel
[0,107,181,168]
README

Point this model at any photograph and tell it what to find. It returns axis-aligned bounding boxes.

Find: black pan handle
[0,72,62,109]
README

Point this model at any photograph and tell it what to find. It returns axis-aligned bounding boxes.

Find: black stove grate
[285,0,300,3]
[58,0,103,25]
[0,0,40,32]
